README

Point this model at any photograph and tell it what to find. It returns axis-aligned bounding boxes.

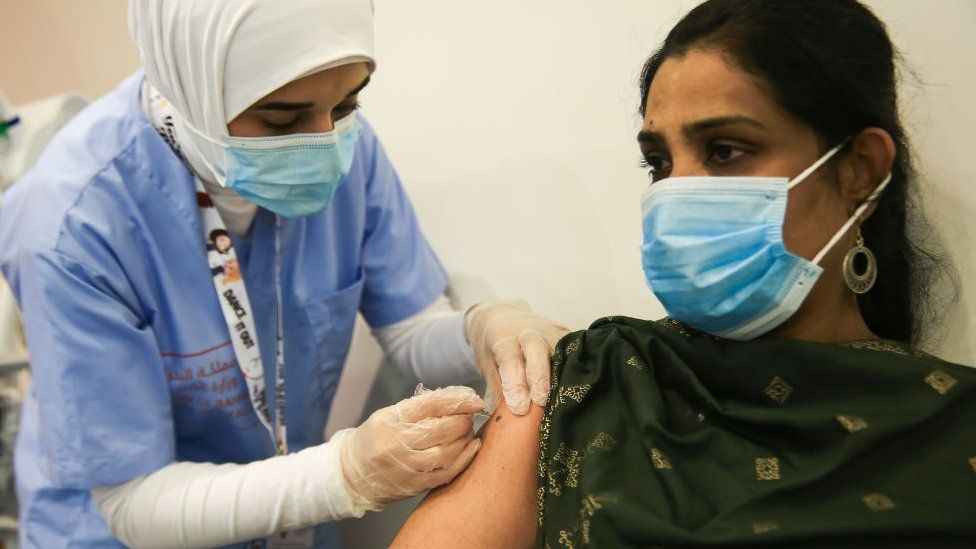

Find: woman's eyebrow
[683,115,765,138]
[637,129,666,146]
[637,115,764,146]
[345,76,371,98]
[252,102,314,111]
[253,77,371,111]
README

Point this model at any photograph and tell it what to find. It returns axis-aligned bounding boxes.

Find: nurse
[0,0,567,547]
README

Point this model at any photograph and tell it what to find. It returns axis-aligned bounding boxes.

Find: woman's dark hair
[639,0,953,345]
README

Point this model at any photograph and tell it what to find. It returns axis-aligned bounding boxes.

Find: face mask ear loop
[179,118,230,186]
[812,172,893,265]
[183,118,228,148]
[787,138,851,190]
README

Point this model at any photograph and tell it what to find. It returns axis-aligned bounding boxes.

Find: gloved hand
[339,386,484,511]
[465,299,571,416]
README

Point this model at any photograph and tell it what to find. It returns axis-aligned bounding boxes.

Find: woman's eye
[333,102,361,120]
[640,154,672,182]
[261,117,299,131]
[708,143,746,164]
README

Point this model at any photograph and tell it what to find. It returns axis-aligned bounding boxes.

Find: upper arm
[17,248,174,489]
[392,403,543,548]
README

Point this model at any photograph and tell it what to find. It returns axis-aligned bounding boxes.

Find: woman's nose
[309,112,336,133]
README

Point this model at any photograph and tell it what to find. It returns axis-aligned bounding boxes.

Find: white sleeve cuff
[374,295,479,386]
[92,429,365,548]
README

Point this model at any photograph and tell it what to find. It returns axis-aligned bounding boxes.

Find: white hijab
[129,0,375,230]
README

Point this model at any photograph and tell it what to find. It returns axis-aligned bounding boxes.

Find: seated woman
[391,0,976,546]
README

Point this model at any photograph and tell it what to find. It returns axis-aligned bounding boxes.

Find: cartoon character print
[206,228,243,284]
[220,258,243,285]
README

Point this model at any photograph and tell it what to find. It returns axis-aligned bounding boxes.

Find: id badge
[266,527,315,548]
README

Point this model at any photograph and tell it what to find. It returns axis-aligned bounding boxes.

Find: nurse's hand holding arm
[375,297,570,417]
[465,300,571,415]
[93,386,483,548]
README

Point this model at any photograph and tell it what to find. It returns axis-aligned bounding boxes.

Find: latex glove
[465,299,570,415]
[339,386,484,511]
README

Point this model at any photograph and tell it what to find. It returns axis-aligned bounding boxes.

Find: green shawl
[537,317,976,548]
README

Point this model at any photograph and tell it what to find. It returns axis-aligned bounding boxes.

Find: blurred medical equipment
[0,89,88,548]
[0,91,88,191]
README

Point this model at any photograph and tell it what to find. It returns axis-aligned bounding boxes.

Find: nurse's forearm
[375,295,479,386]
[91,429,364,549]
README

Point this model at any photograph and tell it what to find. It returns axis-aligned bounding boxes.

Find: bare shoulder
[391,403,543,548]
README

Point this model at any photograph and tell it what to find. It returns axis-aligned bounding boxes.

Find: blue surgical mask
[188,113,362,218]
[639,141,891,340]
[223,113,361,217]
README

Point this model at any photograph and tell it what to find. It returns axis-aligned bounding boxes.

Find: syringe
[413,383,492,424]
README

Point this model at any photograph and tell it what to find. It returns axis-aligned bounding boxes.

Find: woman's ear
[839,128,896,219]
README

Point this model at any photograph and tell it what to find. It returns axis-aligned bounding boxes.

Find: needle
[414,383,491,419]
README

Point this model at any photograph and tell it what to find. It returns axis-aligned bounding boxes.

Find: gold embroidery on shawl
[554,493,617,548]
[539,412,552,475]
[564,336,583,354]
[537,486,546,526]
[755,457,781,481]
[655,317,723,341]
[550,443,581,495]
[651,448,672,470]
[764,376,793,404]
[579,495,600,544]
[586,433,616,452]
[925,370,958,395]
[551,350,565,368]
[863,493,895,511]
[538,375,558,526]
[539,339,566,489]
[843,339,908,355]
[657,317,693,338]
[626,356,647,370]
[836,415,869,433]
[558,385,592,404]
[968,456,976,474]
[842,339,936,358]
[546,434,618,497]
[752,521,779,535]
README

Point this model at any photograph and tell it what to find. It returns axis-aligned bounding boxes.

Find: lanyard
[196,182,288,454]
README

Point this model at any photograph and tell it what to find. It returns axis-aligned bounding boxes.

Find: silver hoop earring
[843,227,877,294]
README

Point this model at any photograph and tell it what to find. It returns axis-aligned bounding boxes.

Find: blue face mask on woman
[189,112,362,218]
[222,113,362,217]
[639,141,891,340]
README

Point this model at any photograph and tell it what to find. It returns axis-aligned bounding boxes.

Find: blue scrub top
[0,72,448,548]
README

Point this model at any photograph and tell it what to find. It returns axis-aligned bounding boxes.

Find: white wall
[868,0,976,363]
[359,0,975,364]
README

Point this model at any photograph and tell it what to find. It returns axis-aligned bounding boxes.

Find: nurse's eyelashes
[258,103,362,133]
[247,75,370,135]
